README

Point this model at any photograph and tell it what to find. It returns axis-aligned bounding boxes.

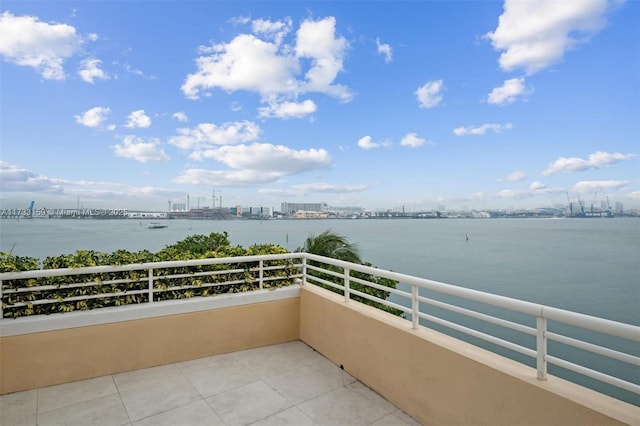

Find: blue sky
[1,1,638,212]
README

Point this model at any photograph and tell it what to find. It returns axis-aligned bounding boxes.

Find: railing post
[344,267,350,303]
[0,279,3,319]
[259,260,264,290]
[412,284,419,330]
[536,315,547,380]
[148,268,154,303]
[301,257,306,285]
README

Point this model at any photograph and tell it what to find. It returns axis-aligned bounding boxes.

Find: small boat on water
[147,222,168,229]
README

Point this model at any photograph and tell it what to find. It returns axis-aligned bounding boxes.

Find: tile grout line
[112,374,133,425]
[175,357,230,425]
[200,391,229,425]
[35,387,39,425]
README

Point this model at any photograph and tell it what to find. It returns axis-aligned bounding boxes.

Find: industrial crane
[565,192,573,216]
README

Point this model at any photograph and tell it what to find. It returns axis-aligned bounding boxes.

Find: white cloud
[172,112,188,123]
[258,99,317,119]
[295,17,351,101]
[400,133,429,148]
[228,16,251,25]
[357,136,380,150]
[496,181,563,199]
[174,143,331,187]
[182,33,298,99]
[486,0,614,74]
[123,63,155,79]
[169,120,260,150]
[190,143,331,175]
[496,189,520,199]
[543,151,636,176]
[454,123,513,136]
[182,16,352,112]
[503,171,528,182]
[416,80,443,109]
[0,161,62,192]
[376,38,393,63]
[252,17,292,46]
[125,110,152,129]
[529,181,547,191]
[487,78,530,105]
[0,12,82,80]
[78,58,109,83]
[113,135,169,163]
[74,106,112,129]
[358,133,428,150]
[0,162,188,207]
[573,180,629,192]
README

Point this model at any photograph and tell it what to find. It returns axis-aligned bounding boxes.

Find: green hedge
[1,232,296,318]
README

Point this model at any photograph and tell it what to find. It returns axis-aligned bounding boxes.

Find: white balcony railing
[1,252,638,403]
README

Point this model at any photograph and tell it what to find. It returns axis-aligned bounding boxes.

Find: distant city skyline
[1,1,638,212]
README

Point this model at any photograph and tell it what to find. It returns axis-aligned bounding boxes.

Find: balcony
[1,253,638,425]
[1,339,420,425]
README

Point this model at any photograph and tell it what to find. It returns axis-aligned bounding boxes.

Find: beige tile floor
[0,341,421,426]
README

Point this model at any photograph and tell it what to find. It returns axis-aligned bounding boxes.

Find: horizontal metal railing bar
[3,271,293,300]
[546,355,640,395]
[2,277,145,293]
[542,307,640,342]
[546,332,640,367]
[154,268,244,280]
[5,275,296,308]
[154,279,246,293]
[305,275,344,292]
[418,311,537,358]
[251,265,294,272]
[0,264,149,280]
[417,295,537,336]
[6,289,150,307]
[153,274,293,293]
[348,275,413,299]
[348,288,412,314]
[0,253,303,280]
[4,280,298,305]
[154,274,244,284]
[305,264,344,280]
[3,275,295,300]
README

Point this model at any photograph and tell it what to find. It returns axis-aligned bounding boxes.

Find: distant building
[325,205,365,216]
[293,210,329,219]
[281,202,325,215]
[171,203,186,211]
[615,202,624,214]
[236,206,273,218]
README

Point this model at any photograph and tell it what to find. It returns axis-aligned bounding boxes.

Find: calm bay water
[2,217,637,323]
[1,217,639,404]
